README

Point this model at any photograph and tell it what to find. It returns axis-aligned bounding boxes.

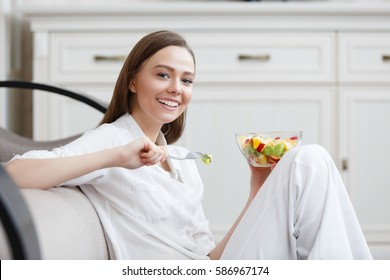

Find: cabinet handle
[342,158,348,171]
[383,55,390,62]
[94,55,127,62]
[238,54,270,61]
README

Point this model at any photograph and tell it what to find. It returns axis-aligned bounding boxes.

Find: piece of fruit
[252,137,266,152]
[269,155,281,164]
[201,154,212,165]
[262,144,275,156]
[252,136,262,149]
[259,154,268,165]
[256,142,266,153]
[282,139,293,150]
[274,142,285,156]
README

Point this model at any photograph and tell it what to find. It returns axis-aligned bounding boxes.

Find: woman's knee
[282,144,335,171]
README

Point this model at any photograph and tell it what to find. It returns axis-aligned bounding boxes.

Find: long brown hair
[100,30,196,144]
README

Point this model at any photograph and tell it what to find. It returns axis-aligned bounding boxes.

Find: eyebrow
[154,64,195,77]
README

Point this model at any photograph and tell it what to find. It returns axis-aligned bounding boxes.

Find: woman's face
[130,46,195,131]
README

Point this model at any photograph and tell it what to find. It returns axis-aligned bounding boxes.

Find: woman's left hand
[248,163,275,199]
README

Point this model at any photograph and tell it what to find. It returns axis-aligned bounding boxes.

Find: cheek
[182,89,192,105]
[133,74,161,94]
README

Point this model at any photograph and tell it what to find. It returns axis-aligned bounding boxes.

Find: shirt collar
[125,114,145,139]
[157,132,182,181]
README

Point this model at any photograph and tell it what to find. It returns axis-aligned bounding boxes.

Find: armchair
[0,81,109,259]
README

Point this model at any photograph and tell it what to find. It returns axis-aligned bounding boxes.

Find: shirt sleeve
[10,123,120,187]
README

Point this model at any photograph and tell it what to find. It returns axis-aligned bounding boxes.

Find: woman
[5,30,372,260]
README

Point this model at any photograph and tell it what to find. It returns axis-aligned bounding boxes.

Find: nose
[168,78,182,95]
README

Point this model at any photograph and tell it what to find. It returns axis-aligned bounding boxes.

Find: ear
[129,80,136,93]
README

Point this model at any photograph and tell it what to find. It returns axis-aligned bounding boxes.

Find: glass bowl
[235,131,303,167]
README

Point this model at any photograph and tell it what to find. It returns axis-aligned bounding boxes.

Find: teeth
[157,99,179,108]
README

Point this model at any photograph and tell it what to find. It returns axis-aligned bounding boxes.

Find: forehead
[145,46,195,73]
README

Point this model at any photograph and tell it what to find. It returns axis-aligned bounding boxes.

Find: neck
[143,127,161,144]
[132,114,162,143]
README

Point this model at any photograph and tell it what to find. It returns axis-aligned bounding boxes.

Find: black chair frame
[0,166,41,259]
[0,80,107,113]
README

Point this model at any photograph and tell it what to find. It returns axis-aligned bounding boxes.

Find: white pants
[221,144,372,260]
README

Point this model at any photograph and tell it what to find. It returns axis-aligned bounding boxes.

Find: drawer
[51,32,335,84]
[50,32,148,83]
[339,33,390,83]
[187,32,335,83]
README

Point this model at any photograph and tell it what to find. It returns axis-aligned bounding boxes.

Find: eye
[182,78,193,85]
[157,73,170,79]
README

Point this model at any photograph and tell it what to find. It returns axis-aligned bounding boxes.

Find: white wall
[1,0,27,133]
[0,0,9,128]
[0,0,34,135]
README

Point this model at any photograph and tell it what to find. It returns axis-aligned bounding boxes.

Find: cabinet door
[33,85,112,140]
[339,87,390,259]
[179,85,336,239]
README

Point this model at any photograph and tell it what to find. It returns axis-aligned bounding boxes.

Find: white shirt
[14,114,215,259]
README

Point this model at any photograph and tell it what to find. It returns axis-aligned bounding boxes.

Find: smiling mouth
[157,98,180,108]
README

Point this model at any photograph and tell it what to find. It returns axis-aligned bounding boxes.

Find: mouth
[156,98,180,108]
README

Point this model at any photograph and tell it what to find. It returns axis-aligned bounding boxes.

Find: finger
[159,146,169,162]
[141,149,165,165]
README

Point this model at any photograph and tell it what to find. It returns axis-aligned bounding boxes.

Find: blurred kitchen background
[1,0,390,259]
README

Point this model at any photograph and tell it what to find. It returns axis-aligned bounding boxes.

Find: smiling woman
[4,30,372,260]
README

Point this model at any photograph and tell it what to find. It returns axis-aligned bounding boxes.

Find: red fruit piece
[256,142,266,153]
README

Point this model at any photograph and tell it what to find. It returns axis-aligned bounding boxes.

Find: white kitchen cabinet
[339,87,390,259]
[338,32,390,259]
[21,2,390,258]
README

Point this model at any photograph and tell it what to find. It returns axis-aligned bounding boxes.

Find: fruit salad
[237,133,301,166]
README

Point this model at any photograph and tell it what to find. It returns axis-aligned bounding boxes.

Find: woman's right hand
[5,137,167,189]
[116,137,167,169]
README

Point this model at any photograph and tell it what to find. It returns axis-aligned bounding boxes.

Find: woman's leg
[220,144,372,260]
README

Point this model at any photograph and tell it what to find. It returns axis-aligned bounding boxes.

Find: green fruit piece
[262,145,275,156]
[274,142,285,156]
[201,154,212,165]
